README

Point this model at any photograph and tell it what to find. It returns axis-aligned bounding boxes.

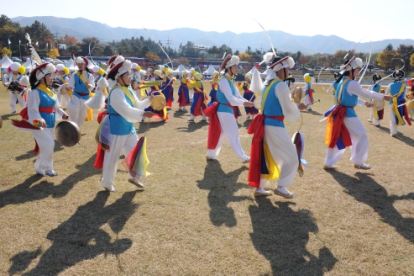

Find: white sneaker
[242,156,250,163]
[45,169,58,176]
[36,170,45,176]
[128,176,146,189]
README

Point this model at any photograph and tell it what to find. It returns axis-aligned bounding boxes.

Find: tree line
[1,14,413,71]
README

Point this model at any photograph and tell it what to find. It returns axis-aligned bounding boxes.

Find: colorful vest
[107,86,136,135]
[37,87,57,128]
[73,72,91,99]
[216,77,236,114]
[336,78,358,117]
[262,79,284,127]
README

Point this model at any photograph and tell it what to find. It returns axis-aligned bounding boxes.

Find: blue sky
[2,0,412,43]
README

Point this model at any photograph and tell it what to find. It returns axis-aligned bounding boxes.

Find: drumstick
[398,98,414,107]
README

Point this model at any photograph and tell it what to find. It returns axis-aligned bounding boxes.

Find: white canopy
[0,55,13,69]
[23,58,37,71]
[172,64,188,76]
[202,64,217,76]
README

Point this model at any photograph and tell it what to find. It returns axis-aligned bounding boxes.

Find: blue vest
[216,77,235,114]
[336,78,358,117]
[107,86,136,135]
[388,82,406,105]
[262,79,284,128]
[305,82,311,95]
[37,88,57,128]
[73,72,91,99]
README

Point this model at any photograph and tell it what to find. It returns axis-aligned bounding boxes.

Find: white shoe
[354,163,372,170]
[242,156,250,163]
[103,186,117,192]
[128,176,146,189]
[274,187,294,199]
[254,188,272,197]
[45,169,58,176]
[36,170,45,176]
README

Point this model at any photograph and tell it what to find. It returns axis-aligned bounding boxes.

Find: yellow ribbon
[112,85,136,106]
[77,71,90,92]
[391,83,406,126]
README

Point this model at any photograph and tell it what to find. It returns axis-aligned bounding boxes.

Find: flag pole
[19,40,22,60]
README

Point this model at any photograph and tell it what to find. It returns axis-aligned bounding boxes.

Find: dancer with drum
[323,57,392,170]
[12,63,68,176]
[247,55,307,198]
[140,70,168,121]
[205,54,252,163]
[66,56,95,129]
[3,62,27,114]
[208,71,219,107]
[98,56,154,192]
[296,72,315,111]
[386,69,412,137]
[367,74,384,127]
[177,71,190,111]
[187,72,208,122]
[162,69,175,109]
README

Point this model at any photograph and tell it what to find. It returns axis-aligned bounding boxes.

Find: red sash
[247,114,284,188]
[328,105,352,148]
[19,107,54,120]
[205,102,220,149]
[205,102,241,149]
[308,89,314,104]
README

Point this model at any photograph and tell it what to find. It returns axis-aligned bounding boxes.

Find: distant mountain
[12,16,414,55]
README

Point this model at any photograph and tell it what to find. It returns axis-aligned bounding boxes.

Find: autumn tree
[48,47,60,59]
[396,44,414,72]
[410,53,414,69]
[177,57,189,65]
[377,50,397,69]
[299,55,310,67]
[2,46,11,57]
[145,52,160,63]
[239,52,253,62]
[62,35,79,47]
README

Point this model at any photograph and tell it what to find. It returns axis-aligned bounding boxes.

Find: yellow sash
[391,83,406,126]
[112,85,136,106]
[37,84,56,99]
[77,71,90,92]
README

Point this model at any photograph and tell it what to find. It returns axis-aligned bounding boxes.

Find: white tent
[23,58,37,72]
[202,65,217,76]
[172,64,188,76]
[0,55,13,69]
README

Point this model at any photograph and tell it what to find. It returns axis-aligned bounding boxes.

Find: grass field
[0,80,414,275]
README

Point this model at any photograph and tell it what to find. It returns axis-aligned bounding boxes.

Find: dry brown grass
[0,81,414,275]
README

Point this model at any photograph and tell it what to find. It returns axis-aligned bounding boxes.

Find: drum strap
[112,85,135,106]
